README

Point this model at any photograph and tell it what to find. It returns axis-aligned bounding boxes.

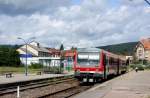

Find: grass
[0,66,43,74]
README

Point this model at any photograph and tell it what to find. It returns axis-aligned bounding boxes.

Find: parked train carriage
[74,48,127,82]
[102,50,119,78]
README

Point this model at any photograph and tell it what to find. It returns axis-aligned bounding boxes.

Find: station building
[135,38,150,62]
[17,41,61,66]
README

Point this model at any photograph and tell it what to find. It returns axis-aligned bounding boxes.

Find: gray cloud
[0,0,72,16]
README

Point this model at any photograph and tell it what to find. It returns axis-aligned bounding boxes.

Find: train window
[105,56,109,66]
[109,57,118,65]
[109,57,112,65]
[77,52,100,67]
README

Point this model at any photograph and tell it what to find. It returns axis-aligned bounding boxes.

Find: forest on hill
[97,42,138,55]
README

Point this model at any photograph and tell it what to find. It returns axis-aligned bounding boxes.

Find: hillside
[0,42,138,56]
[97,42,138,55]
[0,45,20,49]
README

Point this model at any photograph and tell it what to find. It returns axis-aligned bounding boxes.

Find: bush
[136,64,145,70]
[144,64,150,69]
[130,64,145,70]
[29,63,43,69]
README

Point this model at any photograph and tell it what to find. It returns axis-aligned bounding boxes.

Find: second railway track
[39,84,93,98]
[0,74,125,98]
[0,75,83,98]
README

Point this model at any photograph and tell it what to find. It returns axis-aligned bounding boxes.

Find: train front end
[74,48,104,82]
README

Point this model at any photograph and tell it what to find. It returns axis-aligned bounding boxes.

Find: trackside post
[17,86,20,98]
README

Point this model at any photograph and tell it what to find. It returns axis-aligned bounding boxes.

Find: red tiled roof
[63,50,76,57]
[47,48,60,54]
[140,38,150,50]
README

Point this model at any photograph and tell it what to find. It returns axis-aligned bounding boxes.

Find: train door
[117,59,120,75]
[103,54,108,79]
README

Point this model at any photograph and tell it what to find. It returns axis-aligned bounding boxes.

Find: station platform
[0,73,73,85]
[73,70,150,98]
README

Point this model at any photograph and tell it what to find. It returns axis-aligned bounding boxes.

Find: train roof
[77,48,101,52]
[102,49,126,59]
[77,48,126,60]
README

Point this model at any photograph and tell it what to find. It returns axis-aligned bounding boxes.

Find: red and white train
[74,48,127,82]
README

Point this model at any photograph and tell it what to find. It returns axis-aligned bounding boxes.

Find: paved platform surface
[0,73,73,85]
[73,71,150,98]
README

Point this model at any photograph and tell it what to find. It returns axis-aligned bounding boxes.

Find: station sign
[20,54,32,58]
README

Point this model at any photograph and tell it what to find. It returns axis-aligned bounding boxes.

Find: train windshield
[77,52,100,67]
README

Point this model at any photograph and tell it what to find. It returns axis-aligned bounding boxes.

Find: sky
[0,0,150,49]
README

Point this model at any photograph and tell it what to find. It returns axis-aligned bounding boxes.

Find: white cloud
[0,0,150,48]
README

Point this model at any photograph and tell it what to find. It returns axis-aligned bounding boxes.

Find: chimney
[37,43,40,47]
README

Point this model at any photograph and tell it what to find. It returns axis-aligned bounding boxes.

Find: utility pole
[18,37,28,76]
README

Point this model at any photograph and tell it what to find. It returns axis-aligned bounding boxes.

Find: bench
[37,71,42,75]
[5,73,13,78]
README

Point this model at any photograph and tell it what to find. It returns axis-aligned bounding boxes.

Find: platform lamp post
[17,37,35,76]
[144,0,150,5]
[129,0,150,5]
[18,37,28,76]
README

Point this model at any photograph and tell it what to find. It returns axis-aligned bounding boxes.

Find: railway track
[39,84,93,98]
[0,74,124,98]
[38,73,126,98]
[0,75,78,97]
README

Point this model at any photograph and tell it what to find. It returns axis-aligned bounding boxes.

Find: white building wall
[20,57,40,65]
[136,44,145,60]
[20,56,61,66]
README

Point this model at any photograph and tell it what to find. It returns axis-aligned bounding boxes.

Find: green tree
[59,44,64,73]
[60,44,64,50]
[0,45,20,67]
[71,46,77,51]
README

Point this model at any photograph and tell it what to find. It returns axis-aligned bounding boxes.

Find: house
[62,50,76,72]
[135,38,150,62]
[47,48,61,67]
[17,41,60,66]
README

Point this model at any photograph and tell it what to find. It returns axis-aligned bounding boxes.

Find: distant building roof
[47,48,60,55]
[77,48,101,52]
[29,44,49,53]
[140,38,150,50]
[63,50,76,57]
